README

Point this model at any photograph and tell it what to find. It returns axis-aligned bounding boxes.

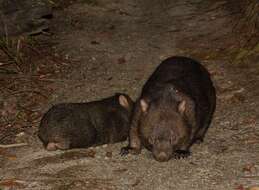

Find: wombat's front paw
[120,146,141,156]
[173,150,191,159]
[120,147,130,156]
[195,137,204,144]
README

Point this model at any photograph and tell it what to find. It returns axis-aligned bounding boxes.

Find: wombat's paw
[195,138,204,144]
[46,142,58,151]
[120,147,130,156]
[173,150,191,159]
[46,142,70,151]
[120,146,141,156]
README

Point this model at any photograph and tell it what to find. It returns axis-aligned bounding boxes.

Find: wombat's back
[143,56,215,101]
[38,103,96,149]
[142,56,216,142]
[38,93,134,150]
[83,94,133,144]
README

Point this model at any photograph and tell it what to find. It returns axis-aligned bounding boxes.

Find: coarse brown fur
[38,93,134,151]
[121,56,216,162]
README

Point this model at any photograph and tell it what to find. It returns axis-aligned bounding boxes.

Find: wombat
[38,93,134,151]
[121,56,216,162]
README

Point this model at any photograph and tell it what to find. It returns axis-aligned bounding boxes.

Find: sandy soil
[1,0,259,189]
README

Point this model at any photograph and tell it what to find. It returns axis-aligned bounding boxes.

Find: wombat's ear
[178,100,186,115]
[119,95,130,108]
[140,99,149,113]
[148,136,154,145]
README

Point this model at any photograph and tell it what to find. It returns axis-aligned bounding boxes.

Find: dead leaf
[236,184,245,190]
[105,151,112,158]
[242,163,256,174]
[8,156,17,160]
[245,138,259,144]
[243,117,257,125]
[118,57,126,64]
[85,149,96,158]
[0,179,24,188]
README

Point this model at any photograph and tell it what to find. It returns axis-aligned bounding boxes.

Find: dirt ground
[1,0,259,189]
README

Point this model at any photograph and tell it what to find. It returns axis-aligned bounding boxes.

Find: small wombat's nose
[154,152,170,162]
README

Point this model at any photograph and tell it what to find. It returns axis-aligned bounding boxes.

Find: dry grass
[0,36,72,144]
[222,0,259,64]
[241,0,259,31]
[231,0,259,39]
[0,37,24,72]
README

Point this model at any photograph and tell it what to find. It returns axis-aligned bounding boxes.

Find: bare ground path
[1,0,259,189]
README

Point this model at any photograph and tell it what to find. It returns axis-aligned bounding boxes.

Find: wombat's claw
[120,146,141,156]
[195,138,204,144]
[173,150,191,159]
[120,147,130,156]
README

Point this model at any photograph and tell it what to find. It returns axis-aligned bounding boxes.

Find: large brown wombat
[38,93,134,151]
[121,56,216,162]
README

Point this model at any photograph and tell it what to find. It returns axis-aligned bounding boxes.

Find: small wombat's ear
[140,99,149,113]
[148,136,154,145]
[178,100,186,115]
[119,95,129,108]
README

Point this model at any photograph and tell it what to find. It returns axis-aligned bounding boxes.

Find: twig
[10,90,49,99]
[0,179,27,185]
[0,68,19,74]
[240,176,259,179]
[0,39,22,71]
[0,143,28,148]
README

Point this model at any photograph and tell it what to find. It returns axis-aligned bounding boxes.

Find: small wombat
[38,93,134,151]
[121,56,216,162]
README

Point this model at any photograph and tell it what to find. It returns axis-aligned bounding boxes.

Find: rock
[0,0,52,37]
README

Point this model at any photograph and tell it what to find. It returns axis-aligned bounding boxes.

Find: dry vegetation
[229,0,259,63]
[239,0,259,32]
[0,36,71,144]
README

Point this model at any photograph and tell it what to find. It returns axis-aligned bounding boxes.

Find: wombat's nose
[154,152,170,162]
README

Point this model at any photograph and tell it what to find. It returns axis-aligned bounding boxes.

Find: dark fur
[121,56,216,162]
[38,93,134,150]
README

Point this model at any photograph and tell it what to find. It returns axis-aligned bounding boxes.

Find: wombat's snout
[153,151,171,162]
